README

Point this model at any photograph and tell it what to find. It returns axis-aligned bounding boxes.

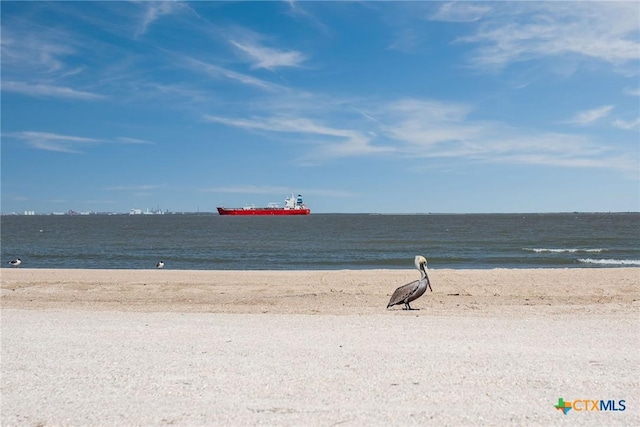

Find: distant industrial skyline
[2,2,639,213]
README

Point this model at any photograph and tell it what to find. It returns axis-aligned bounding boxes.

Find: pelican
[8,258,22,267]
[156,261,164,269]
[387,256,432,310]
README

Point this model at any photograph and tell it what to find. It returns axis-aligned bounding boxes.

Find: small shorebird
[156,261,164,269]
[8,258,22,267]
[387,255,432,310]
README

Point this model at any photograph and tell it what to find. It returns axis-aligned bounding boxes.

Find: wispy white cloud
[204,94,635,173]
[431,2,491,23]
[135,1,186,38]
[566,105,614,126]
[0,27,75,73]
[1,12,113,103]
[181,55,281,91]
[624,87,640,97]
[284,0,331,35]
[2,81,105,100]
[8,131,101,153]
[453,2,640,71]
[204,114,393,158]
[377,99,494,159]
[489,152,635,171]
[230,40,307,70]
[7,131,153,153]
[371,98,635,172]
[116,137,153,145]
[138,82,208,103]
[613,118,640,130]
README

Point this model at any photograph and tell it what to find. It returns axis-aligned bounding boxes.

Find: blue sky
[1,1,639,214]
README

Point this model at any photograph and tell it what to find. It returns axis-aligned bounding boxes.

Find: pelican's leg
[404,302,419,310]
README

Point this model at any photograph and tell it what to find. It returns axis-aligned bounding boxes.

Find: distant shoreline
[2,211,640,216]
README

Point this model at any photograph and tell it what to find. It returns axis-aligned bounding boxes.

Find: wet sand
[2,268,639,425]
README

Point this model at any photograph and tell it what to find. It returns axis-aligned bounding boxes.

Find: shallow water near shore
[2,213,639,270]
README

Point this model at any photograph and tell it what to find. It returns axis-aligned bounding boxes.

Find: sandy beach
[2,267,639,425]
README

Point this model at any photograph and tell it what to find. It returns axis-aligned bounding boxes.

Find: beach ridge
[2,267,638,315]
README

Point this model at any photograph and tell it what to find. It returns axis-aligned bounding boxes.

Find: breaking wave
[578,258,640,266]
[524,248,606,253]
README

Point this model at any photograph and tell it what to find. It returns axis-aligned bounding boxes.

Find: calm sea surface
[1,213,639,270]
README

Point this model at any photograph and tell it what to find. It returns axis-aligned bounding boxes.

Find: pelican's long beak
[422,263,433,292]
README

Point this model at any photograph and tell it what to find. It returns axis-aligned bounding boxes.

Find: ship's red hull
[217,207,310,216]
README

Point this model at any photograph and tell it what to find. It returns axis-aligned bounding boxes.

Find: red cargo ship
[217,194,310,216]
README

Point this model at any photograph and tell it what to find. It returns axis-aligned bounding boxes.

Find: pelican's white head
[414,255,427,271]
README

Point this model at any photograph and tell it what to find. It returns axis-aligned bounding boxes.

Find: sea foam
[524,248,605,253]
[578,258,640,266]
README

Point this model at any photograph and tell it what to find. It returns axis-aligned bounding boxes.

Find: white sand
[1,268,639,426]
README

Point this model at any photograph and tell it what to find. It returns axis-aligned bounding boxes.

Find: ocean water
[1,213,639,270]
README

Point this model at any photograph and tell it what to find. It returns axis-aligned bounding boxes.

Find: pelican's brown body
[387,256,432,310]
